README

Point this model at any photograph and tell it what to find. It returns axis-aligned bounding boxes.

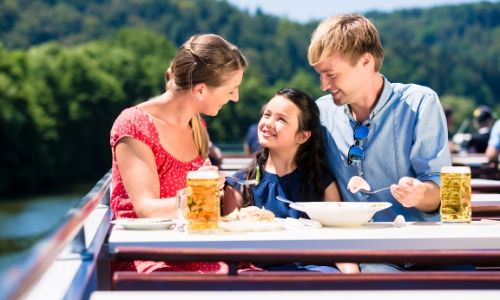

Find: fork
[358,186,391,195]
[225,175,258,186]
[276,195,305,207]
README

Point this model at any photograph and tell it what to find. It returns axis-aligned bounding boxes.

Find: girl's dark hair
[241,88,329,207]
[165,34,247,158]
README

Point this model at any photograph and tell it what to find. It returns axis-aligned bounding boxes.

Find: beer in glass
[440,166,471,223]
[179,170,220,232]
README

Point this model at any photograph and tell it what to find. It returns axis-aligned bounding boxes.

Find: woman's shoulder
[110,106,156,146]
[112,106,149,125]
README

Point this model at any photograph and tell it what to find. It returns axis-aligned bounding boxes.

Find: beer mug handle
[176,187,191,225]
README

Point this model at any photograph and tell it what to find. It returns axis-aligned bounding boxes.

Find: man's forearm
[486,146,499,163]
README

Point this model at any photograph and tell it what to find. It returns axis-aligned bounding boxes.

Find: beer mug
[440,166,471,223]
[177,170,220,232]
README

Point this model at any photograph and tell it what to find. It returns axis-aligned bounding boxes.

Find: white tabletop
[90,290,500,300]
[108,221,500,252]
[472,193,500,202]
[472,178,500,187]
[220,157,253,170]
[452,155,489,166]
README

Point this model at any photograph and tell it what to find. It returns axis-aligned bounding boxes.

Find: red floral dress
[110,106,224,273]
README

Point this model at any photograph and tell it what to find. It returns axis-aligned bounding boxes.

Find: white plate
[218,220,286,232]
[290,202,392,227]
[111,218,176,230]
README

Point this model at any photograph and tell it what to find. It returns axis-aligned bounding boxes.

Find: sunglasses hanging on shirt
[347,122,370,165]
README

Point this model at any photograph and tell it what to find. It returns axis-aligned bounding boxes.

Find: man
[467,105,494,153]
[306,13,472,273]
[307,14,451,223]
[243,123,259,155]
[486,120,500,164]
[443,106,459,154]
[243,104,266,155]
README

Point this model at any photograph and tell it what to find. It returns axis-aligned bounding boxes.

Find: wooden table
[91,290,500,300]
[452,154,500,180]
[472,193,500,219]
[108,221,500,251]
[108,221,500,267]
[471,178,500,193]
[220,157,253,172]
[104,222,500,291]
[452,154,489,167]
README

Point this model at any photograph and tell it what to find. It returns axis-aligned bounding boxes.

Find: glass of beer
[177,170,220,232]
[440,166,471,223]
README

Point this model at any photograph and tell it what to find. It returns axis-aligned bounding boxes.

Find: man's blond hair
[308,14,384,71]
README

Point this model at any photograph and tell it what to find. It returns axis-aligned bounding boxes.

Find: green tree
[440,95,476,135]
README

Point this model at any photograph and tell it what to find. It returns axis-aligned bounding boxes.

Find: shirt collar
[343,75,393,123]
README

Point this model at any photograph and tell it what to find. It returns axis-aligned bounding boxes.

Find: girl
[224,88,359,273]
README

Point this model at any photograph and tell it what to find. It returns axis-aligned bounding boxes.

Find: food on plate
[218,207,284,232]
[222,206,275,222]
[393,214,406,228]
[239,206,275,221]
[347,176,371,193]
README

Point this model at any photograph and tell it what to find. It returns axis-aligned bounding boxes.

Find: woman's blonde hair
[165,34,247,158]
[308,14,384,71]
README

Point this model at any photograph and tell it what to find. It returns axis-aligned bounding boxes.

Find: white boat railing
[0,154,253,300]
[0,170,112,300]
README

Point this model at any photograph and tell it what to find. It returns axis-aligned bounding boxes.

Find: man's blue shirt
[317,76,451,222]
[488,120,500,150]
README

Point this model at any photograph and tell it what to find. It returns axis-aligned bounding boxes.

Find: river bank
[0,194,84,280]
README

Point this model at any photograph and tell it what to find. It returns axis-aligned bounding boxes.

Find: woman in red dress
[110,34,247,273]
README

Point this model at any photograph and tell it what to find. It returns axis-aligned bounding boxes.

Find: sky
[225,0,495,23]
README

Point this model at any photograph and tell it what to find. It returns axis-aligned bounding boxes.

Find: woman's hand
[198,158,218,171]
[198,158,225,192]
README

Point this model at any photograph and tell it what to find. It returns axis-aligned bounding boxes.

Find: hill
[0,0,499,195]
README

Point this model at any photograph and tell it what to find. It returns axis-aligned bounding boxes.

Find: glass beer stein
[177,170,220,232]
[440,166,471,223]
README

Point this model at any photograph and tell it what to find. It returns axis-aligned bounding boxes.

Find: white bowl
[289,202,392,227]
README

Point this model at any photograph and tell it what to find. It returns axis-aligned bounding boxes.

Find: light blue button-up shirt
[488,120,500,150]
[317,76,451,222]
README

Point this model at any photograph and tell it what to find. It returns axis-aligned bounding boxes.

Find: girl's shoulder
[279,169,303,183]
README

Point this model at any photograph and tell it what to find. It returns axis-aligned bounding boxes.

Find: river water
[0,194,83,280]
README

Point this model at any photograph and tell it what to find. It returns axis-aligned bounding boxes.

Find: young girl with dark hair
[223,88,359,273]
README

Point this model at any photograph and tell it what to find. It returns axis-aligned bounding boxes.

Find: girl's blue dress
[225,168,338,272]
[226,169,335,218]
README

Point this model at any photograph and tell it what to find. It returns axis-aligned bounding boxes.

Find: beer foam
[441,166,471,174]
[187,170,220,179]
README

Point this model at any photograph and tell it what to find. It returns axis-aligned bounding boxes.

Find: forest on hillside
[0,0,499,196]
